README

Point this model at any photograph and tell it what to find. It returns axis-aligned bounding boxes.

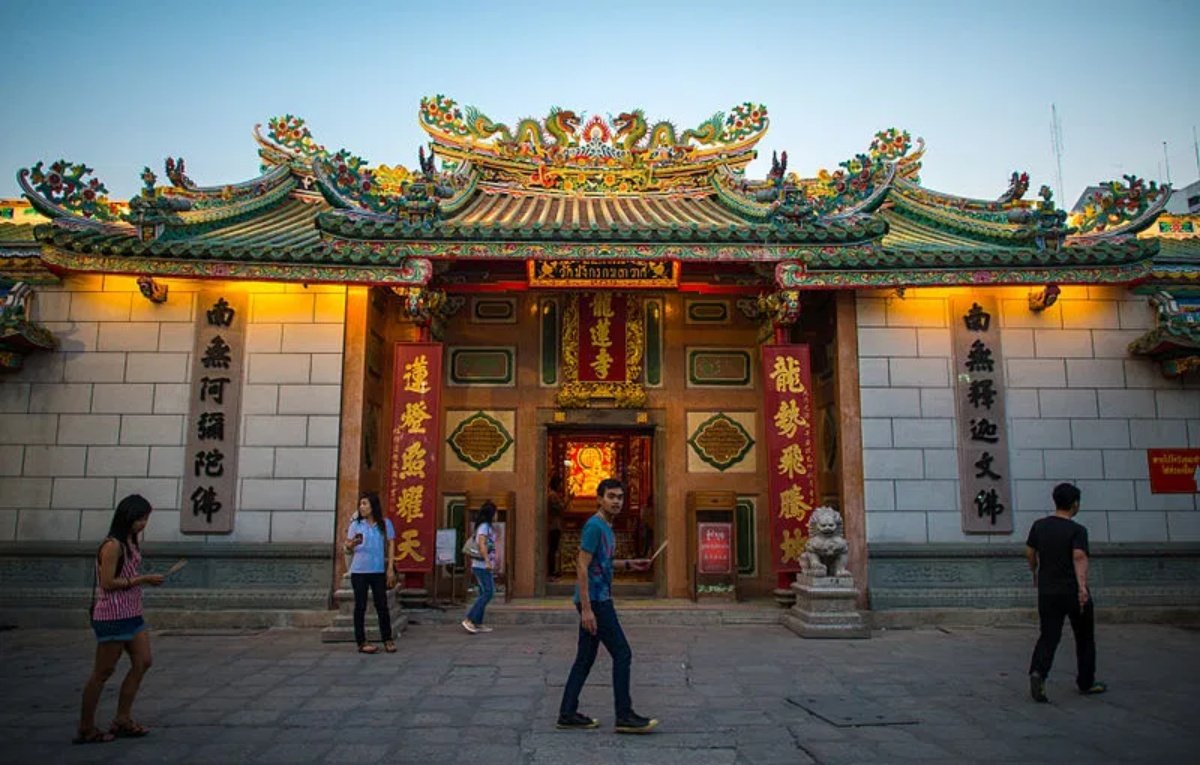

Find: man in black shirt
[1025,483,1107,702]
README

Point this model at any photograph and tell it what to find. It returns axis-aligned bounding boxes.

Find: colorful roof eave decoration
[7,101,1178,289]
[36,244,436,287]
[0,278,57,371]
[1128,292,1200,377]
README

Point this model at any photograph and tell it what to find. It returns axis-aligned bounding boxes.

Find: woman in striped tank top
[75,494,165,745]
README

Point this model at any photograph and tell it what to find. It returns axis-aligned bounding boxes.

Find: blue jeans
[559,600,632,719]
[465,568,494,625]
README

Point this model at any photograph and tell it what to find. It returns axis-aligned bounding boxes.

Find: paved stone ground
[1,620,1197,764]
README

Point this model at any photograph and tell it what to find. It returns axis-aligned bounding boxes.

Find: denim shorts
[91,615,147,643]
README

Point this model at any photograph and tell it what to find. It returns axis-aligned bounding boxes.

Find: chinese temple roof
[6,96,1185,290]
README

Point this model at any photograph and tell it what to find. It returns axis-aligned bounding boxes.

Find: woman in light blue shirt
[344,492,396,653]
[462,500,497,634]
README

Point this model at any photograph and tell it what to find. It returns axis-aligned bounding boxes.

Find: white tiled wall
[857,286,1200,545]
[0,276,346,544]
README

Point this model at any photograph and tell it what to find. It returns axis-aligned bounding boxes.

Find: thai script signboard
[1147,449,1200,493]
[528,260,678,289]
[697,522,734,575]
[387,343,443,572]
[181,291,247,534]
[951,297,1013,533]
[761,345,818,573]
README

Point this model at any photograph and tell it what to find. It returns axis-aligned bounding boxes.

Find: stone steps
[319,573,408,643]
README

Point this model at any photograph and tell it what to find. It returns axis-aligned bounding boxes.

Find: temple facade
[1,98,1197,623]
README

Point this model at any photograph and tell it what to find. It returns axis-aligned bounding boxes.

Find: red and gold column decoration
[387,343,443,573]
[762,344,818,578]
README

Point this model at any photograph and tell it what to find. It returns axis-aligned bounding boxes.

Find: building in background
[1,97,1197,625]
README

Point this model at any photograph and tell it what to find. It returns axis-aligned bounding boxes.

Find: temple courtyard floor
[1,620,1197,764]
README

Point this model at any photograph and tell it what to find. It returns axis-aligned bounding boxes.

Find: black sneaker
[1079,681,1107,695]
[556,712,599,730]
[614,712,658,734]
[1030,672,1048,703]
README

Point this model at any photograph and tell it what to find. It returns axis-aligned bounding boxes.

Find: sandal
[109,718,150,738]
[72,727,116,745]
[358,644,379,654]
[384,640,397,653]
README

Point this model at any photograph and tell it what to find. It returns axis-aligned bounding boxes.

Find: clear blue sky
[2,0,1198,204]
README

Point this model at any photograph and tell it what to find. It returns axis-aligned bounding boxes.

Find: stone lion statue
[800,506,850,577]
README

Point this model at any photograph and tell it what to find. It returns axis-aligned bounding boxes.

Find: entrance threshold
[406,598,785,627]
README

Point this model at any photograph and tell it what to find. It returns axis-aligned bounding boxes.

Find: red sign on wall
[387,343,443,572]
[577,293,628,382]
[762,345,818,574]
[1147,449,1200,493]
[697,522,733,575]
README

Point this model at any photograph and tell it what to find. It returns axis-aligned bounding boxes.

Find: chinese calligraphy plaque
[951,297,1013,533]
[761,345,818,573]
[181,291,247,534]
[387,343,443,572]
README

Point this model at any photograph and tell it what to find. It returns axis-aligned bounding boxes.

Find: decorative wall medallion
[471,297,516,323]
[685,299,730,324]
[447,347,515,386]
[688,413,755,471]
[446,411,514,470]
[687,348,752,387]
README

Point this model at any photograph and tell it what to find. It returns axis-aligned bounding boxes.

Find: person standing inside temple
[1026,483,1106,702]
[76,494,164,744]
[345,492,396,654]
[556,478,657,733]
[547,474,566,580]
[462,500,498,634]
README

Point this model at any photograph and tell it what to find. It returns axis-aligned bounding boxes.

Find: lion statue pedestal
[781,507,869,639]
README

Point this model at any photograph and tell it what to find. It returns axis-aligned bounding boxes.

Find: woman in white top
[344,492,396,653]
[462,500,497,634]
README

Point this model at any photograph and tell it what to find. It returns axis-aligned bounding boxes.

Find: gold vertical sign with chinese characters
[952,297,1013,534]
[181,291,247,534]
[387,343,443,572]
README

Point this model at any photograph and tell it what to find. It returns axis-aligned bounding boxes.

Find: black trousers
[351,572,393,645]
[1029,592,1095,690]
[548,529,562,576]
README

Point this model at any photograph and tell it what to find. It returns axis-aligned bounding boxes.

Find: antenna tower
[1050,104,1065,203]
[1163,141,1172,185]
[1193,126,1199,178]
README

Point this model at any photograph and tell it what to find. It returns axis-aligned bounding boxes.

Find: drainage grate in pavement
[786,695,919,727]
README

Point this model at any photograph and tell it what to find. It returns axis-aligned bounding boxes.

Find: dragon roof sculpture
[418,95,769,195]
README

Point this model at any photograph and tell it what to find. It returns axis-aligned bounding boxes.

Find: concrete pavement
[1,620,1197,764]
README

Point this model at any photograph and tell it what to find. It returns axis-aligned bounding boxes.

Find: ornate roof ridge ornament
[125,167,192,241]
[17,160,128,228]
[419,94,768,195]
[1068,174,1172,243]
[312,142,475,223]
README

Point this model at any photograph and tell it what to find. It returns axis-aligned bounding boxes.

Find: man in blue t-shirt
[1025,482,1106,702]
[556,478,657,733]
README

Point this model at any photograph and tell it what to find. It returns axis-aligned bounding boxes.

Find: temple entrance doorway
[544,426,656,598]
